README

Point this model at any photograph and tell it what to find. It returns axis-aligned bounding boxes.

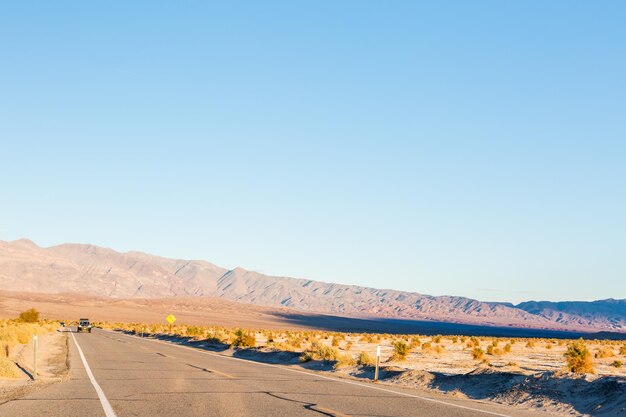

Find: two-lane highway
[0,328,548,417]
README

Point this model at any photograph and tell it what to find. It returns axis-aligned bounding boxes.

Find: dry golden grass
[0,312,58,378]
[0,356,22,378]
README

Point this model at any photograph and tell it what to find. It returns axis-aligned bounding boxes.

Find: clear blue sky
[1,2,624,304]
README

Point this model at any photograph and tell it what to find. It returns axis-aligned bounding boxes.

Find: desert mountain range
[1,238,624,333]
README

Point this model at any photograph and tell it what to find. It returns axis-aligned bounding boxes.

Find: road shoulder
[0,329,69,404]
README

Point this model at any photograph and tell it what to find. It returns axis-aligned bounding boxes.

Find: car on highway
[77,318,92,333]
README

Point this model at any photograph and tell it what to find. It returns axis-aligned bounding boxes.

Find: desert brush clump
[564,339,595,373]
[410,336,421,348]
[433,345,445,355]
[232,329,256,348]
[300,341,340,362]
[487,345,502,356]
[287,336,303,349]
[612,360,623,368]
[333,353,356,369]
[595,347,614,359]
[466,337,480,348]
[17,308,40,323]
[391,340,411,361]
[185,326,204,337]
[357,351,375,366]
[472,347,485,360]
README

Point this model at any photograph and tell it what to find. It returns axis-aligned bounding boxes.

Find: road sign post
[33,335,38,380]
[374,345,380,382]
[166,314,176,334]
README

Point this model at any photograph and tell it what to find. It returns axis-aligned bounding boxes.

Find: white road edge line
[108,329,514,417]
[70,332,117,417]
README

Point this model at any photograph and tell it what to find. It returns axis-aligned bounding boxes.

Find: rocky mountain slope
[1,239,624,332]
[516,299,626,332]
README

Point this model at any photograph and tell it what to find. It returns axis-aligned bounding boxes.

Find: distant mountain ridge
[0,238,624,333]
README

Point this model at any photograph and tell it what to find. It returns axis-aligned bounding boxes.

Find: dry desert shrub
[595,347,614,359]
[301,341,340,362]
[526,340,536,348]
[472,347,485,360]
[232,329,256,348]
[357,351,375,366]
[392,340,411,361]
[487,345,503,356]
[17,308,40,323]
[185,326,204,337]
[467,337,480,348]
[504,343,512,353]
[619,345,626,356]
[333,353,356,369]
[433,345,445,355]
[287,336,303,349]
[564,339,595,373]
[410,336,421,348]
[360,334,380,343]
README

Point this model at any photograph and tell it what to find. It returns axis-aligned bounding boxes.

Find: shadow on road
[116,330,230,352]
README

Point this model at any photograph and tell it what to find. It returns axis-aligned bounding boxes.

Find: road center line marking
[108,330,515,417]
[311,405,351,417]
[186,363,234,378]
[70,332,117,417]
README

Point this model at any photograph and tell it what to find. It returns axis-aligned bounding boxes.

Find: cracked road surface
[0,328,545,417]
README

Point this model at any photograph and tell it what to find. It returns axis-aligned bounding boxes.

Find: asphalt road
[0,328,547,417]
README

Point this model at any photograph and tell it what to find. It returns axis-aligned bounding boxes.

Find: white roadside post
[374,345,380,382]
[33,335,38,380]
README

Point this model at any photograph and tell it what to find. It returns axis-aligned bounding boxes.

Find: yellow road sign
[166,314,176,325]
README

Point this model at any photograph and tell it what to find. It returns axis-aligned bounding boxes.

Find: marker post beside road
[33,335,38,380]
[374,345,380,382]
